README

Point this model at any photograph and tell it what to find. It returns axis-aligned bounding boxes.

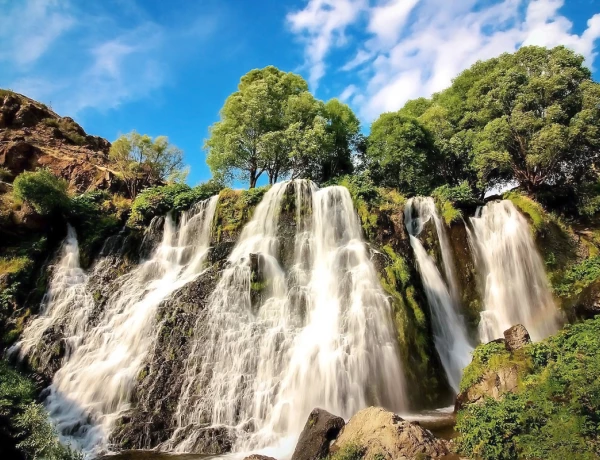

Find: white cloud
[288,0,600,121]
[0,0,75,66]
[287,0,367,87]
[339,84,358,101]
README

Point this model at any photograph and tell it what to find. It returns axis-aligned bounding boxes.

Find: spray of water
[168,181,406,457]
[404,197,473,393]
[468,200,559,342]
[14,197,219,455]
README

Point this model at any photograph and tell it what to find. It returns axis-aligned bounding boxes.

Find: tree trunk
[249,169,257,189]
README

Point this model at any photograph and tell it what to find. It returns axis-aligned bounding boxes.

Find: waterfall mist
[167,180,406,457]
[468,200,560,342]
[13,197,219,455]
[404,197,473,393]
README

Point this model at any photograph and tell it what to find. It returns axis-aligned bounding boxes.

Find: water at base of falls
[13,197,219,456]
[468,200,560,342]
[167,180,406,458]
[404,197,473,393]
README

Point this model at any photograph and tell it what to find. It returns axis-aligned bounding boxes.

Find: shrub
[0,360,81,460]
[42,118,59,128]
[455,317,600,459]
[554,256,600,298]
[13,169,69,215]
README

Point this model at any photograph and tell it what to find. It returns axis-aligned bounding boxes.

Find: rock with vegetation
[291,408,345,460]
[455,317,600,459]
[244,455,278,460]
[330,407,449,460]
[503,324,531,352]
[0,90,119,193]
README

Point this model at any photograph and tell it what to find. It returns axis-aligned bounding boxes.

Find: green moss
[213,185,269,242]
[459,341,511,392]
[327,443,365,460]
[0,257,31,276]
[554,256,600,299]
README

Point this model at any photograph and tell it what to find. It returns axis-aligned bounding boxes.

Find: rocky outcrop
[244,455,277,460]
[503,324,531,352]
[330,407,449,460]
[0,91,121,193]
[291,408,345,460]
[455,365,519,410]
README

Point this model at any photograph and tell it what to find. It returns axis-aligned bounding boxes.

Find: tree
[467,46,600,193]
[366,112,440,195]
[110,131,186,197]
[206,66,313,188]
[205,67,362,187]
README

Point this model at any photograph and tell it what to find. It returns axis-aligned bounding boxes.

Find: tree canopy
[110,131,186,198]
[205,66,361,187]
[367,46,600,201]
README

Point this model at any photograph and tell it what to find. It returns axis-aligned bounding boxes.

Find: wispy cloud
[288,0,600,121]
[0,0,75,66]
[0,0,218,116]
[287,0,367,88]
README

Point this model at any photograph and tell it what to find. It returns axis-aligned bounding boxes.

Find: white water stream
[468,200,559,342]
[168,180,406,458]
[404,197,473,393]
[13,197,218,456]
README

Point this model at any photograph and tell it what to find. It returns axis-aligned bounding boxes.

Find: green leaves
[110,131,185,198]
[13,169,70,216]
[205,66,360,187]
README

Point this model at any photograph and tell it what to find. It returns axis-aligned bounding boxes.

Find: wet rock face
[330,406,449,460]
[455,365,519,411]
[503,324,531,352]
[109,261,227,450]
[291,408,345,460]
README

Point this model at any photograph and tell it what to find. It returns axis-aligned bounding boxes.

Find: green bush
[13,169,70,215]
[432,181,477,206]
[554,256,600,298]
[456,317,600,459]
[128,180,224,228]
[0,360,81,460]
[459,340,510,392]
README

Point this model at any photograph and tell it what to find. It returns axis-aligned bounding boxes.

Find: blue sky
[1,0,599,186]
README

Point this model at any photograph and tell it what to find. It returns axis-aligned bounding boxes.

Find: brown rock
[243,456,278,460]
[455,365,519,410]
[503,324,531,352]
[331,407,448,460]
[291,408,345,460]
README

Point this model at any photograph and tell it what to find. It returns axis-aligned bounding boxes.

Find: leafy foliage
[13,169,70,215]
[456,317,600,459]
[206,66,360,187]
[110,131,186,197]
[0,360,81,460]
[127,181,222,228]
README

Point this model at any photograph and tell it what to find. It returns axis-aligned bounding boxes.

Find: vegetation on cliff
[455,317,600,459]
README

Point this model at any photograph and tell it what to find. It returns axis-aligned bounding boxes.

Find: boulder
[455,365,519,410]
[243,456,278,460]
[503,324,531,352]
[330,407,448,460]
[291,408,345,460]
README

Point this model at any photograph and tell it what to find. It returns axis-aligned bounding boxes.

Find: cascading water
[168,180,406,458]
[468,200,559,342]
[404,197,473,393]
[9,225,93,368]
[14,196,219,455]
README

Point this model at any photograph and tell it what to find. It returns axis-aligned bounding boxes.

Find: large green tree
[393,46,600,199]
[366,112,440,195]
[205,66,361,187]
[110,131,186,197]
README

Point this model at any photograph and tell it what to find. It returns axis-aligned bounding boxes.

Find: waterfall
[14,196,219,455]
[168,180,406,457]
[9,225,93,368]
[404,197,473,393]
[468,200,559,342]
